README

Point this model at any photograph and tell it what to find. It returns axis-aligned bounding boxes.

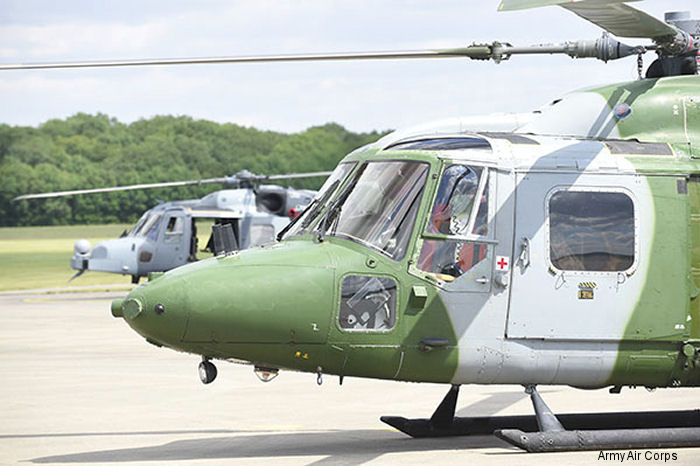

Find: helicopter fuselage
[113,76,700,391]
[71,185,315,281]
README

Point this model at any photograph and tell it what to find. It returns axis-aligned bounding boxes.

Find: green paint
[608,175,700,387]
[627,176,688,342]
[118,150,458,383]
[115,75,700,391]
[689,178,700,340]
[591,76,698,153]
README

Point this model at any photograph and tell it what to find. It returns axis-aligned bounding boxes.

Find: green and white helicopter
[5,0,700,453]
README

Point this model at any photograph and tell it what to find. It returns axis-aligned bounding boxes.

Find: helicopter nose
[111,296,145,319]
[111,298,125,317]
[111,275,190,348]
[112,241,337,353]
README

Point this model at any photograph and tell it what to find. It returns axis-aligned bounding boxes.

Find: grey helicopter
[14,169,330,283]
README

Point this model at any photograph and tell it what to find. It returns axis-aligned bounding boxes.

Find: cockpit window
[318,160,429,260]
[128,213,149,237]
[129,213,162,239]
[417,163,491,283]
[427,165,488,236]
[145,215,162,241]
[282,162,356,238]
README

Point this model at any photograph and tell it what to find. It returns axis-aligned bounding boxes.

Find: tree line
[0,113,385,226]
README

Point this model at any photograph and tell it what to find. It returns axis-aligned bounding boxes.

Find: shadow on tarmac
[0,429,240,440]
[29,429,512,463]
[26,387,534,463]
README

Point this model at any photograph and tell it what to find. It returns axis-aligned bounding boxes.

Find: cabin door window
[547,190,635,273]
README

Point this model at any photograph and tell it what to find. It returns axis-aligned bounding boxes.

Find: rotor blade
[264,171,334,181]
[498,0,639,12]
[562,2,678,40]
[0,1,676,73]
[498,0,678,39]
[12,177,231,201]
[13,171,335,200]
[498,0,688,57]
[0,49,493,71]
[0,38,634,74]
[499,0,677,40]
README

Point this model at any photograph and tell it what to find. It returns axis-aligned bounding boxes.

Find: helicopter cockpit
[284,160,427,259]
[282,137,494,286]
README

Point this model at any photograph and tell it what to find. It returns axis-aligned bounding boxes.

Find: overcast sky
[0,1,697,133]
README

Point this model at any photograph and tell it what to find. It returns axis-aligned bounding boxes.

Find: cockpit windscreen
[318,160,429,260]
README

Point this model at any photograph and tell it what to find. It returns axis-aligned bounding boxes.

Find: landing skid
[380,385,700,452]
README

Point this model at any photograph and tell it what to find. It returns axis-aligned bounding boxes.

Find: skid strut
[380,385,700,452]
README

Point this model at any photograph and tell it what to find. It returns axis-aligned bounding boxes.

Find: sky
[0,0,698,133]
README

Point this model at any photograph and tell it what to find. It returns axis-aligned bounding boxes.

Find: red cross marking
[497,257,509,270]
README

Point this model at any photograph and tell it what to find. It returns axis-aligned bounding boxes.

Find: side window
[418,164,491,282]
[165,216,184,234]
[427,165,484,236]
[548,190,635,272]
[339,276,397,331]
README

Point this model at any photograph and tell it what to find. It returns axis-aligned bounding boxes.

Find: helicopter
[14,169,331,283]
[5,0,700,454]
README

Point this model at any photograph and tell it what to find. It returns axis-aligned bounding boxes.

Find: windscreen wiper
[317,174,360,243]
[277,180,340,241]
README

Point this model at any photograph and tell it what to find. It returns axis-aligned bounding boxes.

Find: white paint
[425,136,660,388]
[518,91,622,139]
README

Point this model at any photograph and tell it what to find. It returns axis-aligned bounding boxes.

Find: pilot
[419,165,480,279]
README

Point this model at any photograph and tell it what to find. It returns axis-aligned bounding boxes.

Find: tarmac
[1,290,699,466]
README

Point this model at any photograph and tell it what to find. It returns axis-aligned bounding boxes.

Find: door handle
[420,337,449,352]
[518,237,531,270]
[476,276,488,284]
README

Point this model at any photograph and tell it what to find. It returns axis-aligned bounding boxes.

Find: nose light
[154,303,165,315]
[123,298,143,319]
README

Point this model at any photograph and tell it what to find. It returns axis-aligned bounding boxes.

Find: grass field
[0,223,214,292]
[0,224,131,291]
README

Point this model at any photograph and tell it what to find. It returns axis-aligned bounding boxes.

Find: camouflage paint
[114,75,700,390]
[574,76,700,387]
